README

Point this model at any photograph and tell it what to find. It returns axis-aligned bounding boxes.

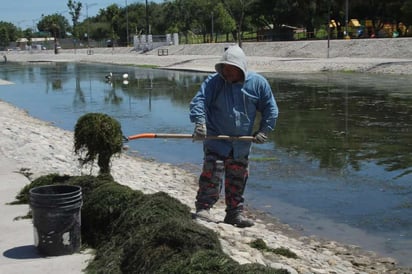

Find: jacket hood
[215,45,247,82]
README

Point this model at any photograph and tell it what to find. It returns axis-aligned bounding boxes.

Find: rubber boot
[195,209,218,223]
[223,210,254,228]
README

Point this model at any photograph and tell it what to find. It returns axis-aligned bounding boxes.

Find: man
[189,45,279,227]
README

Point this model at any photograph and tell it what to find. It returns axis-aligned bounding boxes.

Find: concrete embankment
[4,38,412,75]
[155,37,412,59]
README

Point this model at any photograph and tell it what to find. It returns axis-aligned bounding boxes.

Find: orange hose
[128,133,156,140]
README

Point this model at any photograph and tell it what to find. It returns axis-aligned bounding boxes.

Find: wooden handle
[127,133,254,142]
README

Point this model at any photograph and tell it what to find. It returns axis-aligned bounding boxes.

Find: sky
[0,0,160,30]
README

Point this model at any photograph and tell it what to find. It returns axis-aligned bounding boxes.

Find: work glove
[253,131,268,144]
[193,123,207,139]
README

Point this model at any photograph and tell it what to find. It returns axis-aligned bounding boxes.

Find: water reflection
[269,73,412,178]
[1,63,411,266]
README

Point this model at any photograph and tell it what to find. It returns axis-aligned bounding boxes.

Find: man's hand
[193,123,207,139]
[253,131,268,144]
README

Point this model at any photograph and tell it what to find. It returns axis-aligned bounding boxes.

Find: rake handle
[127,133,254,142]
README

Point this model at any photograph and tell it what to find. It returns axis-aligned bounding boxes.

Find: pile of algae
[16,174,289,274]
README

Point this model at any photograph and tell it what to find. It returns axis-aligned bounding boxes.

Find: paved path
[0,155,92,274]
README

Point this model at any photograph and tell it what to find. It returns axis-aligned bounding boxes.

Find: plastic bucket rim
[29,184,81,197]
[29,184,83,210]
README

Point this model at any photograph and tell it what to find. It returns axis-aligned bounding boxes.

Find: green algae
[17,174,289,273]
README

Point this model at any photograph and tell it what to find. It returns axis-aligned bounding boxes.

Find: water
[1,62,411,266]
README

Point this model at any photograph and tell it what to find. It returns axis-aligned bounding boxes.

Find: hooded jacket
[189,45,279,159]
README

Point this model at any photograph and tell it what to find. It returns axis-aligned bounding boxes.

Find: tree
[350,0,400,37]
[298,0,330,39]
[164,0,202,43]
[67,0,83,46]
[102,4,121,46]
[0,27,9,50]
[401,0,412,33]
[213,3,236,42]
[147,2,167,35]
[188,0,235,43]
[185,0,215,43]
[37,14,70,53]
[0,21,19,49]
[37,14,70,39]
[248,0,324,40]
[220,0,257,47]
[23,28,33,46]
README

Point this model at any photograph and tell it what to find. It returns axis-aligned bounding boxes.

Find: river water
[1,62,411,266]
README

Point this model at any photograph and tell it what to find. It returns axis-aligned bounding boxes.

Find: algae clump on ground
[17,174,289,274]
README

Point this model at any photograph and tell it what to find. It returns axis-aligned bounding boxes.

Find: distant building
[257,24,306,41]
[16,37,54,50]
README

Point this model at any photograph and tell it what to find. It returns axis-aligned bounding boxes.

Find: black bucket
[29,184,82,256]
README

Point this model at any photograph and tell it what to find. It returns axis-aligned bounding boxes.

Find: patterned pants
[195,150,249,212]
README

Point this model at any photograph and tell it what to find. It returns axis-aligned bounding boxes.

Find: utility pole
[145,0,149,34]
[126,0,129,46]
[327,1,331,58]
[86,3,97,49]
[345,0,349,39]
[211,11,214,43]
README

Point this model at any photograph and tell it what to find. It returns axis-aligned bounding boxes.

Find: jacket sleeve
[258,78,279,133]
[189,75,212,124]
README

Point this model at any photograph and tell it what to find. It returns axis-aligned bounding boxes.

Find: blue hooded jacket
[189,45,279,159]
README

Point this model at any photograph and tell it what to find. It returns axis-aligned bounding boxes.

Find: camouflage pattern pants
[195,150,249,212]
